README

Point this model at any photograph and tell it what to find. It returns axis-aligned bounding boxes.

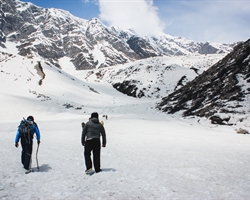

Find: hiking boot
[95,169,102,173]
[85,168,94,175]
[25,169,32,174]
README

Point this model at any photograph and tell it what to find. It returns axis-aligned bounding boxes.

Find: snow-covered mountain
[81,54,225,98]
[157,39,250,126]
[0,0,234,70]
[0,47,225,121]
[1,0,249,129]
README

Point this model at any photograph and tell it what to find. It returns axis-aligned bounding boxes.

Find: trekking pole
[36,142,40,170]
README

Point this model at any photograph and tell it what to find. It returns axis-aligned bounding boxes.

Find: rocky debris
[236,128,249,134]
[34,61,45,85]
[209,115,231,125]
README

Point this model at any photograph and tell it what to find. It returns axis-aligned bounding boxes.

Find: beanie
[27,116,34,121]
[91,112,99,119]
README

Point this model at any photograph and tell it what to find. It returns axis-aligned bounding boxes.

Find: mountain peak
[0,0,234,70]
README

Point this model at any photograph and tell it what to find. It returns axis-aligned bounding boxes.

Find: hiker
[82,112,106,174]
[15,116,41,174]
[81,122,85,130]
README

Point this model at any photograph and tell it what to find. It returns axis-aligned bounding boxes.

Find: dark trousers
[21,139,33,170]
[84,138,101,172]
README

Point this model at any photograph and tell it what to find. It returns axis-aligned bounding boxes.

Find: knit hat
[91,112,99,119]
[27,116,34,121]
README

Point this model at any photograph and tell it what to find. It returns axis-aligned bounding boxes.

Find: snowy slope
[0,51,141,118]
[1,51,250,199]
[157,39,250,128]
[73,54,226,98]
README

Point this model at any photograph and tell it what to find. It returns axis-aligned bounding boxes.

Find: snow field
[1,52,250,199]
[1,112,250,199]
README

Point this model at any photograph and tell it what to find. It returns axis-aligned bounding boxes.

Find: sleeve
[15,129,21,143]
[81,124,87,146]
[101,125,106,145]
[34,123,41,141]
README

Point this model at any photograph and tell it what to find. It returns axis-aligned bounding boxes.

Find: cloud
[159,0,250,43]
[97,0,165,37]
[84,0,250,43]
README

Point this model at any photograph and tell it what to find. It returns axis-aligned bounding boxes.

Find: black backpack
[18,118,35,144]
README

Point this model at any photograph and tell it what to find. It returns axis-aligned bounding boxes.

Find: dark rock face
[112,80,149,98]
[113,80,140,98]
[0,0,233,70]
[198,42,219,54]
[157,39,250,121]
[127,36,159,58]
[209,115,231,125]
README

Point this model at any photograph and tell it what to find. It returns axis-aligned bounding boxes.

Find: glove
[15,142,19,148]
[37,140,41,145]
[102,144,106,147]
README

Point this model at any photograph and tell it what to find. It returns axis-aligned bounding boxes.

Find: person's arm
[101,125,106,147]
[34,123,41,144]
[14,129,20,148]
[81,125,87,146]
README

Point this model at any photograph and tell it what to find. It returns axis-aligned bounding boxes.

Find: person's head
[91,112,99,119]
[81,122,85,127]
[27,116,34,122]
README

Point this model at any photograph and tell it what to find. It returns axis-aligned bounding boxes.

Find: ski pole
[36,142,40,170]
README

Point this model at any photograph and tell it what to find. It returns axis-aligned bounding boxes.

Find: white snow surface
[61,54,226,98]
[1,53,250,199]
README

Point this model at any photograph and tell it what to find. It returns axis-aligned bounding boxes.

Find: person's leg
[93,139,101,172]
[20,139,26,167]
[23,142,33,170]
[84,140,93,170]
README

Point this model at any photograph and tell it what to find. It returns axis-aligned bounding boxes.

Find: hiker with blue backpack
[82,112,106,175]
[15,116,41,174]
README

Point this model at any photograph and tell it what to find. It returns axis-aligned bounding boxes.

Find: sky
[20,0,250,43]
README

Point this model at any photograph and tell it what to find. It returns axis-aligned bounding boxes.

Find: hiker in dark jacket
[82,112,106,174]
[15,116,41,174]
